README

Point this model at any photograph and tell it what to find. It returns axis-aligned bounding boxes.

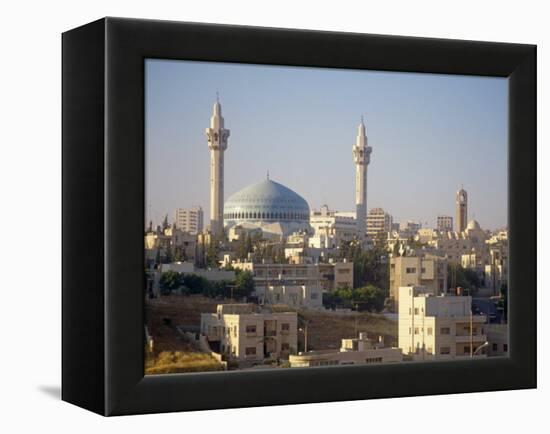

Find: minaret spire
[352,116,372,242]
[206,97,230,236]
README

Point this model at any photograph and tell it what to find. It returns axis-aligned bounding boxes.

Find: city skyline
[145,59,508,231]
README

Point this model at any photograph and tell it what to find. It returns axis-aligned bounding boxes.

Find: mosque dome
[223,178,311,237]
[466,219,481,231]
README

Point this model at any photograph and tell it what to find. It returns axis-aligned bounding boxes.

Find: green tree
[234,270,255,299]
[447,263,481,294]
[353,285,386,312]
[158,271,184,295]
[162,214,169,231]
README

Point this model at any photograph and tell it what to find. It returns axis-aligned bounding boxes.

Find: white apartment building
[256,284,323,309]
[200,304,298,362]
[398,286,488,360]
[309,205,358,248]
[367,207,393,239]
[288,333,403,367]
[389,255,448,303]
[174,206,204,235]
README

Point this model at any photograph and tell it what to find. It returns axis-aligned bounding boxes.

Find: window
[440,346,451,355]
[281,343,290,351]
[414,327,419,335]
[464,346,471,354]
[414,308,419,315]
[245,347,256,355]
[503,344,508,352]
[233,326,237,337]
[406,267,417,274]
[440,327,450,335]
[492,343,498,351]
[421,267,426,273]
[427,327,433,336]
[311,293,318,299]
[281,323,290,331]
[246,325,257,334]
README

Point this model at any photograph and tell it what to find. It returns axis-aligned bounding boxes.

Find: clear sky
[145,59,508,231]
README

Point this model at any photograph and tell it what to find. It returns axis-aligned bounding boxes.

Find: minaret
[352,117,372,240]
[456,187,468,233]
[205,96,230,236]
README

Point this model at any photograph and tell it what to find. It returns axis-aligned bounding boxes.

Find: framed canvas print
[62,17,536,416]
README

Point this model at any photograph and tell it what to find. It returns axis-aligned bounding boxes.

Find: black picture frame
[62,17,536,416]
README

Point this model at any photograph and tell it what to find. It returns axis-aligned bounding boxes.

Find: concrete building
[309,205,358,248]
[352,117,372,241]
[367,207,393,239]
[231,260,354,293]
[389,255,448,303]
[256,285,323,309]
[289,333,403,367]
[174,206,204,235]
[456,187,468,233]
[144,226,197,264]
[437,215,453,232]
[398,286,487,360]
[486,324,509,356]
[200,304,298,362]
[206,97,230,236]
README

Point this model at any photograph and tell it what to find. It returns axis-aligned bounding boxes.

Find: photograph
[143,59,509,375]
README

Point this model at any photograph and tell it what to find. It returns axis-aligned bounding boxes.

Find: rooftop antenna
[216,90,219,102]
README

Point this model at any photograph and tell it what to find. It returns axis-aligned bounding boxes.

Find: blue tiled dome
[224,179,310,224]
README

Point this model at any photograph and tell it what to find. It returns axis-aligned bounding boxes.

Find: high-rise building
[352,117,372,240]
[456,187,468,233]
[174,206,204,234]
[367,207,392,238]
[437,215,453,232]
[205,96,230,236]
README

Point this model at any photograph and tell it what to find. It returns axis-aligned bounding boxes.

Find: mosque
[205,97,372,240]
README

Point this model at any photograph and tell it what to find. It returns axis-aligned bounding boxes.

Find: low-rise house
[201,304,298,362]
[288,333,403,367]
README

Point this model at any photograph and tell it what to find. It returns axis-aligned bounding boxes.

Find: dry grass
[145,350,223,375]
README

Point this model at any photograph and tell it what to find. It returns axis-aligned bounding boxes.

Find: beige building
[309,205,358,249]
[174,206,204,235]
[144,226,197,263]
[256,285,323,309]
[437,215,453,232]
[389,255,448,303]
[486,324,509,356]
[398,286,487,360]
[367,207,393,239]
[289,333,403,367]
[232,260,353,293]
[200,304,297,362]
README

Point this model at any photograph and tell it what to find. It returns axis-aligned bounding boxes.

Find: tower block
[352,117,372,241]
[205,98,230,236]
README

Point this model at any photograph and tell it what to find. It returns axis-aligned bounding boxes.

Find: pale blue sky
[145,59,508,231]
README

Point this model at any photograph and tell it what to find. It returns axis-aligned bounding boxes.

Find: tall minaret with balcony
[205,96,230,236]
[352,117,372,240]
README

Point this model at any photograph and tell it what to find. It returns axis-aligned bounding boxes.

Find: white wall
[0,1,546,434]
